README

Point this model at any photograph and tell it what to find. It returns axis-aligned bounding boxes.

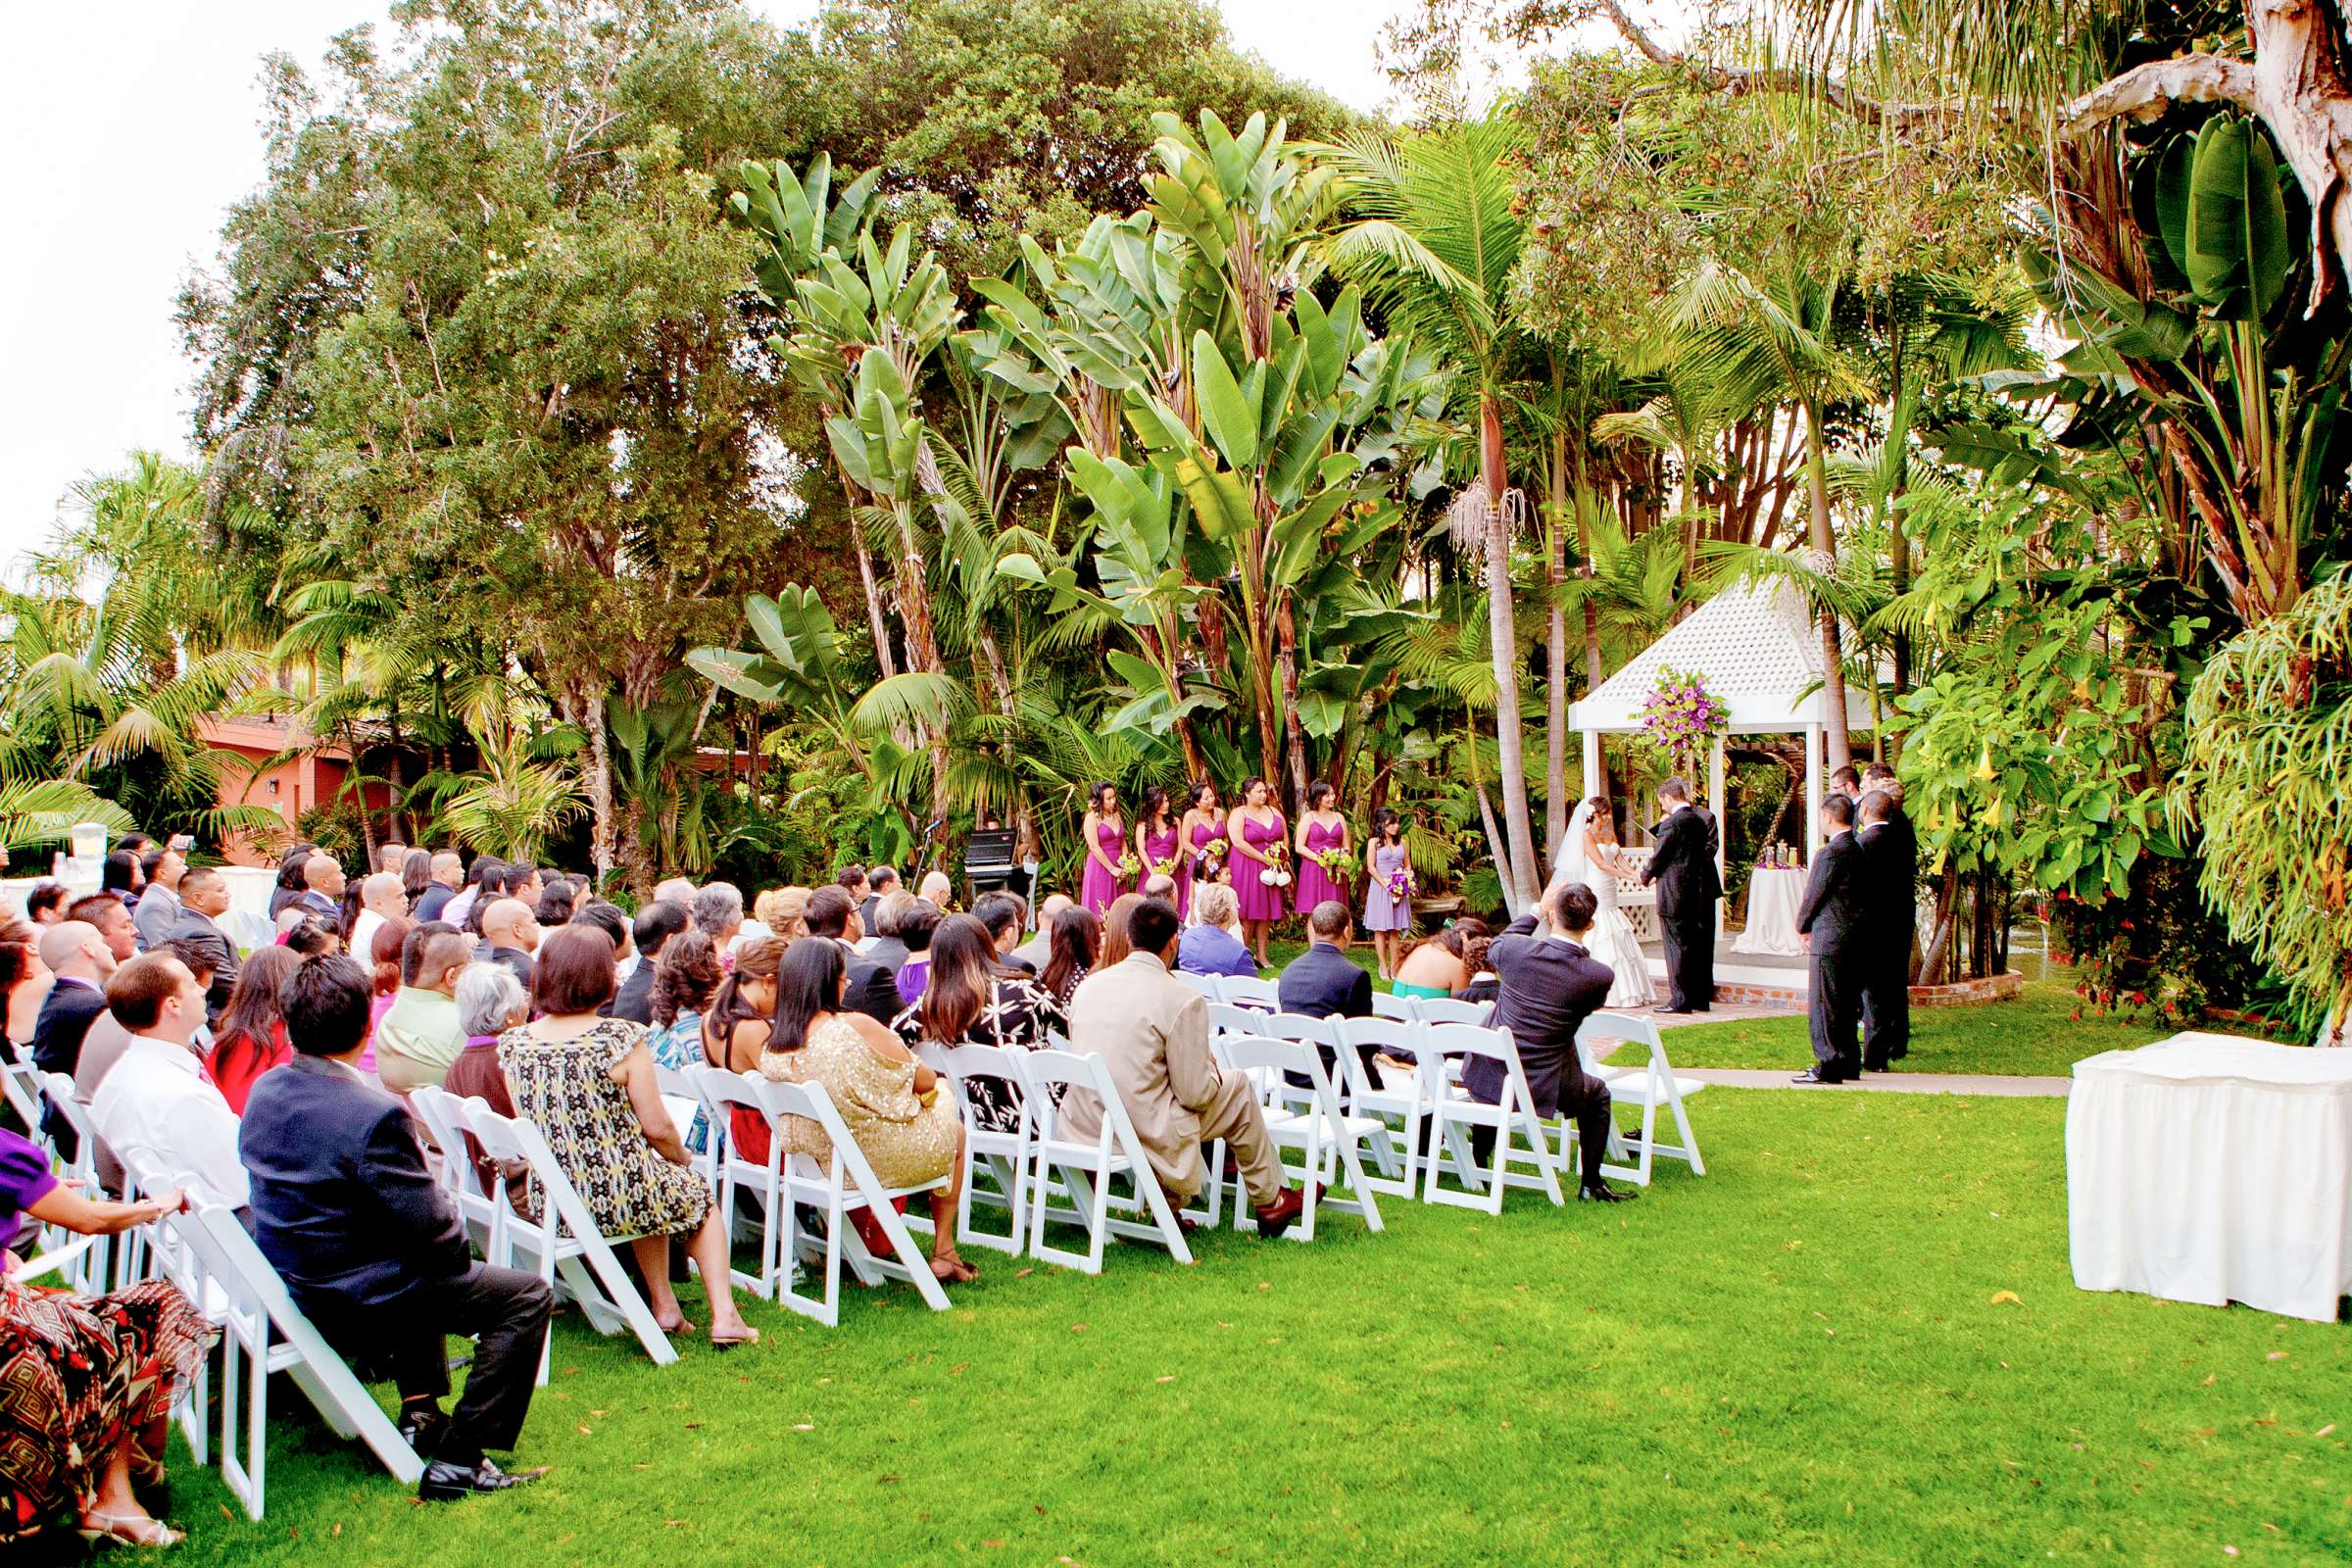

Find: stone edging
[1909,969,2025,1007]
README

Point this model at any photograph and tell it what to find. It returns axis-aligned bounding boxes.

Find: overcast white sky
[0,1,1641,576]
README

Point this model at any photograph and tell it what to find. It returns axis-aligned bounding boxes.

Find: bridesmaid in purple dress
[1361,807,1413,980]
[1292,781,1351,917]
[1180,780,1227,918]
[1133,787,1189,917]
[1079,782,1131,915]
[1227,775,1288,967]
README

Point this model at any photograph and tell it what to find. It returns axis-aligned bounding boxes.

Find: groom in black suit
[1793,792,1868,1084]
[1640,777,1722,1012]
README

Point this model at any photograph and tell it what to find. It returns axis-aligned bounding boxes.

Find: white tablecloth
[2068,1033,2352,1321]
[1733,867,1807,956]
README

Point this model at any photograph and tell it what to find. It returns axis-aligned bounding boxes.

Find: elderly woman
[501,925,755,1347]
[0,917,210,1548]
[1177,883,1260,979]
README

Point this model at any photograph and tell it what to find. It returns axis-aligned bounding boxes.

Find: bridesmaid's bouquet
[1146,849,1183,881]
[1261,843,1294,889]
[1311,847,1362,884]
[1383,863,1416,903]
[1194,836,1229,882]
[1115,851,1143,881]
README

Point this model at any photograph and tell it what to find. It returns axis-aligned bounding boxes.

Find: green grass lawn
[151,1089,2349,1566]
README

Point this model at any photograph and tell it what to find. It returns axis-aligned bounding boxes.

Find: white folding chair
[460,1099,678,1383]
[1328,1015,1424,1199]
[172,1200,426,1520]
[653,1063,719,1190]
[1171,970,1223,1002]
[1413,996,1491,1027]
[1371,991,1416,1023]
[407,1085,502,1245]
[1206,1001,1261,1038]
[1217,1034,1384,1241]
[916,1042,1033,1255]
[112,1152,218,1463]
[1419,1024,1565,1212]
[1,1055,45,1141]
[1220,973,1277,1010]
[37,1073,112,1292]
[1577,1011,1707,1185]
[1022,1049,1196,1273]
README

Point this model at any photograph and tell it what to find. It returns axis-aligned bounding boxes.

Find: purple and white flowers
[1639,666,1729,772]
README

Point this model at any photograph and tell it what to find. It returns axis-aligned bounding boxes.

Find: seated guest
[700,936,786,1163]
[1060,899,1315,1237]
[376,926,474,1095]
[25,879,70,926]
[91,953,249,1209]
[32,920,117,1147]
[612,899,688,1025]
[969,893,1028,972]
[1098,892,1146,968]
[296,853,345,920]
[240,955,554,1499]
[493,861,544,909]
[100,849,145,910]
[169,865,240,1018]
[653,875,698,907]
[349,871,411,967]
[761,885,811,944]
[1140,872,1177,904]
[1008,892,1068,971]
[916,869,955,908]
[501,926,756,1347]
[691,882,744,955]
[569,900,631,998]
[442,962,528,1198]
[648,930,724,1073]
[75,939,219,1108]
[204,946,302,1113]
[1278,901,1379,1097]
[759,938,977,1283]
[266,847,313,920]
[861,890,915,974]
[130,843,186,954]
[533,883,575,930]
[858,864,901,934]
[803,885,899,1023]
[442,855,501,931]
[0,922,205,1547]
[1178,884,1260,979]
[477,898,539,989]
[1463,883,1627,1203]
[1392,925,1472,1001]
[1456,935,1498,1007]
[368,914,416,1030]
[414,851,465,923]
[893,913,1063,1132]
[283,913,341,956]
[894,900,943,1006]
[1039,905,1101,1010]
[71,893,140,969]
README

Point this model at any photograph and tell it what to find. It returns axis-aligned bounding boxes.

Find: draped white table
[1732,866,1807,956]
[2068,1033,2352,1321]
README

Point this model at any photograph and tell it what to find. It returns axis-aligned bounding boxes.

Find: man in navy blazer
[1793,793,1869,1085]
[1277,902,1379,1100]
[1461,881,1630,1201]
[239,955,552,1501]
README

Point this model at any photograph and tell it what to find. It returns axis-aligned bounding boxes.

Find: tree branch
[2058,54,2257,134]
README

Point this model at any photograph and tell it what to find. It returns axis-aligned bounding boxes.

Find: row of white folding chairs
[1172,967,1492,1030]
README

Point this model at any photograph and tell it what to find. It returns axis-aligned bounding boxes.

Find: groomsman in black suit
[1793,793,1867,1083]
[1856,777,1916,1069]
[1640,777,1723,1012]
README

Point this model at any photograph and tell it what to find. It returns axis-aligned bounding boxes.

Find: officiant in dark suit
[1857,767,1916,1069]
[1793,793,1868,1084]
[1639,777,1722,1012]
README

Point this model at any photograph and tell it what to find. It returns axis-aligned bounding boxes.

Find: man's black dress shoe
[1791,1066,1853,1085]
[417,1457,550,1501]
[1578,1182,1635,1202]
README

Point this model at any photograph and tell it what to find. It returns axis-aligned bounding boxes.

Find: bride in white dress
[1556,797,1657,1009]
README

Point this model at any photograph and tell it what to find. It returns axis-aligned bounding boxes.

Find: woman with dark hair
[24,881,69,925]
[534,883,576,929]
[1134,785,1189,919]
[205,945,302,1113]
[760,938,975,1283]
[502,924,755,1347]
[701,937,785,1164]
[1293,780,1351,918]
[268,846,315,919]
[283,914,341,957]
[1362,807,1414,980]
[368,915,414,1049]
[1392,925,1471,1003]
[1227,776,1289,965]
[400,848,433,905]
[1457,936,1499,1006]
[1099,892,1146,969]
[892,913,1062,1131]
[1078,781,1130,916]
[1039,905,1100,1009]
[893,901,943,1007]
[1179,778,1228,897]
[647,929,725,1153]
[100,850,143,908]
[0,916,207,1548]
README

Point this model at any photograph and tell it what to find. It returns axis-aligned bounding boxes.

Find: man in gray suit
[131,843,187,952]
[1059,898,1316,1237]
[169,866,241,1020]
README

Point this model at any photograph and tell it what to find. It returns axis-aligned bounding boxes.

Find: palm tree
[1318,111,1544,908]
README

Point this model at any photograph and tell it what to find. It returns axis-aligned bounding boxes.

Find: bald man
[653,876,697,907]
[299,854,347,920]
[1009,892,1072,972]
[415,852,466,923]
[477,898,540,991]
[349,871,411,969]
[32,920,118,1148]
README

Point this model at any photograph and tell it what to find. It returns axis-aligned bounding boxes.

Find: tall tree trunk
[1544,424,1569,865]
[383,701,410,845]
[582,695,616,882]
[1481,392,1542,907]
[1883,335,1914,748]
[1802,397,1853,773]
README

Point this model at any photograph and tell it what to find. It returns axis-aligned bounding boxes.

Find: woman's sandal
[930,1255,979,1284]
[77,1510,184,1547]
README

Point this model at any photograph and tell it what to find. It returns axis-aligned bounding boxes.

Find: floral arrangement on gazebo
[1639,666,1729,773]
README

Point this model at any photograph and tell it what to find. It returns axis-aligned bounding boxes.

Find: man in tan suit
[1061,899,1316,1237]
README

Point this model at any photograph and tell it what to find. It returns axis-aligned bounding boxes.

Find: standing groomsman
[1640,778,1722,1013]
[1856,773,1916,1068]
[1792,793,1867,1084]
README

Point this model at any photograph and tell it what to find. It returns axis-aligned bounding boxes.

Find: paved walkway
[1676,1067,2071,1098]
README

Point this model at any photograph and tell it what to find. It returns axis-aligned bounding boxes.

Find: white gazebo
[1569,575,1879,884]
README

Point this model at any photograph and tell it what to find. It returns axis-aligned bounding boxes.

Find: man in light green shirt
[375,929,475,1094]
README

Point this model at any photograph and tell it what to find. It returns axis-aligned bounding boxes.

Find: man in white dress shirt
[90,952,250,1210]
[349,870,412,969]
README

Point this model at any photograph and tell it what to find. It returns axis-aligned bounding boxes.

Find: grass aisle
[160,1090,2347,1566]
